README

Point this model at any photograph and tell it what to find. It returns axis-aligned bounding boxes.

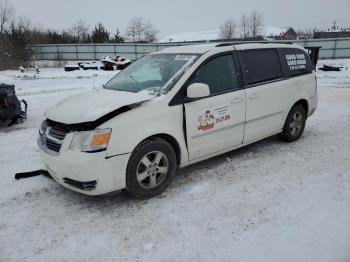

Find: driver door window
[189,55,239,95]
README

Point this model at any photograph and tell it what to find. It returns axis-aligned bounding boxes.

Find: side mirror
[187,83,210,99]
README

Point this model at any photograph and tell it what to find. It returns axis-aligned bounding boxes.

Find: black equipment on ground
[0,83,28,126]
[15,169,51,180]
[318,65,343,72]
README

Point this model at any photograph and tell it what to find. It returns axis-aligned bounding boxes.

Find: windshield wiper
[103,84,136,93]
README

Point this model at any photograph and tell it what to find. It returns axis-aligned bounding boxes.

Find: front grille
[48,127,66,140]
[45,138,62,152]
[63,178,97,191]
[39,120,69,154]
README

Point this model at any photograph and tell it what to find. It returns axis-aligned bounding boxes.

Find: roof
[157,42,305,55]
[233,42,304,51]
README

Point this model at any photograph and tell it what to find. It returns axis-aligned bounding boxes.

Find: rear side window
[189,54,239,95]
[279,48,313,77]
[240,49,282,85]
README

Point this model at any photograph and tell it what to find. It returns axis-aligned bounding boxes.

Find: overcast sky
[10,0,350,37]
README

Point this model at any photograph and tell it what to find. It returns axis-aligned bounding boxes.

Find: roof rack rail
[215,41,294,47]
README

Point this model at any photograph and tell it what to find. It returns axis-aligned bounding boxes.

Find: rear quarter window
[240,49,283,85]
[279,48,313,77]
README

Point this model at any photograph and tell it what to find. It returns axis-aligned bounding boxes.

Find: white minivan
[38,43,318,198]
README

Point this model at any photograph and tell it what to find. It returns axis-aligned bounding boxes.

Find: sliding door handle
[231,97,244,104]
[248,93,260,100]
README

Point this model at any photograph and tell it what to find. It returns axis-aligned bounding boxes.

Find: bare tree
[249,11,264,37]
[144,21,158,43]
[71,20,90,43]
[0,0,15,33]
[125,17,158,43]
[219,18,236,39]
[239,14,250,38]
[16,15,31,31]
[125,17,144,42]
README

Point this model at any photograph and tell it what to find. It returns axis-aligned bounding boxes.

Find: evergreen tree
[111,28,124,43]
[91,22,109,43]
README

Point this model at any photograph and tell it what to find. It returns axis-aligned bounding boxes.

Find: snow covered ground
[0,61,350,262]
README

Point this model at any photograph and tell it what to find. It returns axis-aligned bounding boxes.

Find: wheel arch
[137,133,182,167]
[292,99,309,116]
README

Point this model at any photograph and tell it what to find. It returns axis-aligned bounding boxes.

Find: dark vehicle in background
[0,84,27,126]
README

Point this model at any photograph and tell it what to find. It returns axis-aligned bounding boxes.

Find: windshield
[104,53,199,95]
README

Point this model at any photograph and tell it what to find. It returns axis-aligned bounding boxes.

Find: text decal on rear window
[285,53,307,71]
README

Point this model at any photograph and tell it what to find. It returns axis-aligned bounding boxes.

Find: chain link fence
[31,37,350,61]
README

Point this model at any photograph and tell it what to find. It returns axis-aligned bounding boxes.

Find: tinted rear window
[240,49,283,85]
[279,48,313,77]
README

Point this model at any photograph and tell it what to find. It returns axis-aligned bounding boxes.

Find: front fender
[102,102,189,165]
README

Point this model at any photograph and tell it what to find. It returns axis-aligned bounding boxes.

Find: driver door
[184,54,246,161]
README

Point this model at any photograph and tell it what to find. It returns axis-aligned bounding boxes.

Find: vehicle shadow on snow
[174,135,284,183]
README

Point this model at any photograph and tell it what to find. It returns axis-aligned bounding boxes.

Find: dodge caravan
[38,43,318,198]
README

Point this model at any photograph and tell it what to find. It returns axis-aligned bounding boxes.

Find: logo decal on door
[198,110,215,131]
[197,105,231,132]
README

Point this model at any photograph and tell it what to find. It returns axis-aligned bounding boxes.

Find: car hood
[45,88,153,124]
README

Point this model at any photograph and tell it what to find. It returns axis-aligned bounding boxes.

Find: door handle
[231,97,244,104]
[248,93,260,100]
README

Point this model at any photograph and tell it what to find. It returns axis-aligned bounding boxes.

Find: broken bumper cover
[39,140,131,195]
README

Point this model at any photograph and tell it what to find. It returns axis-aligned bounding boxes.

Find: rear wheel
[279,105,307,142]
[126,138,177,198]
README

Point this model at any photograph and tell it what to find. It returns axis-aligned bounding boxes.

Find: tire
[126,138,177,198]
[279,105,307,142]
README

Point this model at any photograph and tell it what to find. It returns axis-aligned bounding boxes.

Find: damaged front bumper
[38,131,130,195]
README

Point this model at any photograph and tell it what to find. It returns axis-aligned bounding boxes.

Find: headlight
[39,120,48,135]
[70,128,111,152]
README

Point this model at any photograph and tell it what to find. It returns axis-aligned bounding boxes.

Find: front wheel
[279,105,307,142]
[126,138,177,198]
